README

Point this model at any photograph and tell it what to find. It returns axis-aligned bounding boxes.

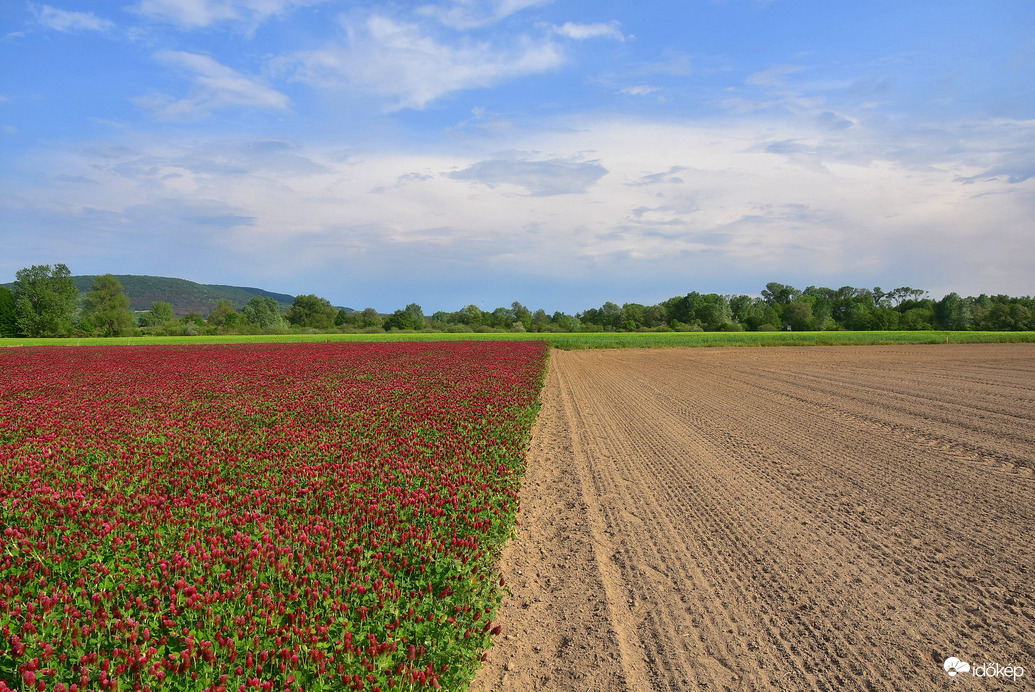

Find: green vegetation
[0,286,16,338]
[0,274,298,316]
[11,263,79,337]
[3,266,1034,342]
[286,293,338,329]
[79,274,135,336]
[3,330,1033,350]
[137,300,175,329]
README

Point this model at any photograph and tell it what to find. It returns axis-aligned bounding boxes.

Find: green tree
[784,298,814,331]
[358,307,384,330]
[577,306,601,328]
[731,297,779,331]
[844,301,875,330]
[385,303,425,331]
[488,307,513,330]
[811,295,834,330]
[512,301,532,332]
[642,304,667,329]
[82,274,134,336]
[599,301,622,330]
[456,304,484,326]
[1011,303,1032,331]
[13,263,79,337]
[531,308,550,332]
[887,287,926,306]
[900,307,933,330]
[761,282,800,306]
[138,301,175,328]
[729,295,754,325]
[181,313,206,336]
[207,299,236,327]
[551,311,581,332]
[662,293,703,327]
[221,311,242,332]
[0,286,17,337]
[935,292,970,330]
[985,297,1016,330]
[334,309,353,327]
[697,294,733,330]
[287,294,337,329]
[621,303,646,331]
[871,307,900,330]
[242,296,285,330]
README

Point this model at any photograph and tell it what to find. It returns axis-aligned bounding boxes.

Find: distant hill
[2,274,298,317]
[76,275,299,316]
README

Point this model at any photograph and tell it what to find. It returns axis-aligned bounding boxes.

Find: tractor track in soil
[471,344,1035,691]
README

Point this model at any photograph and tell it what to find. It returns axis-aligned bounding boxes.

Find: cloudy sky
[2,1,1033,312]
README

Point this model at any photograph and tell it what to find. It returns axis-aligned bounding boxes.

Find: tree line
[1,265,1033,339]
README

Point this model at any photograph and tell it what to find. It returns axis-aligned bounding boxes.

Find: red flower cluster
[0,341,547,691]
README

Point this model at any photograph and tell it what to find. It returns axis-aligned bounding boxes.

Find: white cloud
[279,15,564,110]
[620,85,657,96]
[132,0,328,29]
[8,112,1034,304]
[553,21,624,41]
[634,50,694,77]
[33,4,115,32]
[134,51,290,118]
[746,64,806,87]
[417,0,553,29]
[449,154,608,195]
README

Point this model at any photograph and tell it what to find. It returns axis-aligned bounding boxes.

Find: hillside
[75,275,298,316]
[0,275,297,317]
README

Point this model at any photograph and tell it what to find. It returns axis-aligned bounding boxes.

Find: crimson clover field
[0,341,548,692]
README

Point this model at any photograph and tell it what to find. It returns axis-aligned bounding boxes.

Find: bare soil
[471,344,1035,691]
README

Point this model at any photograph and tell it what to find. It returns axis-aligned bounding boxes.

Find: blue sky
[2,1,1033,312]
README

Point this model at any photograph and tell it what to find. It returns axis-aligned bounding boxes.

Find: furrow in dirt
[473,344,1035,692]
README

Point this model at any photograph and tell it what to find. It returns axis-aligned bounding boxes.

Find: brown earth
[471,344,1035,692]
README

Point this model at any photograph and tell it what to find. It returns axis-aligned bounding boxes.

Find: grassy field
[3,330,1034,350]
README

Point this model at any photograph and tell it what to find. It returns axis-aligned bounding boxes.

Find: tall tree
[531,308,550,332]
[761,282,800,306]
[82,274,134,336]
[511,301,533,331]
[207,299,236,327]
[13,263,79,337]
[935,292,970,330]
[138,301,174,328]
[287,294,337,329]
[242,296,285,330]
[385,303,425,331]
[0,286,17,337]
[457,304,483,326]
[784,298,815,331]
[697,294,733,330]
[358,307,383,330]
[620,303,646,330]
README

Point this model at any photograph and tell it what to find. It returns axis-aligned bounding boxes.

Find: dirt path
[471,344,1035,691]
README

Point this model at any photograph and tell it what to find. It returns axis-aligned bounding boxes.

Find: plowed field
[472,344,1035,691]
